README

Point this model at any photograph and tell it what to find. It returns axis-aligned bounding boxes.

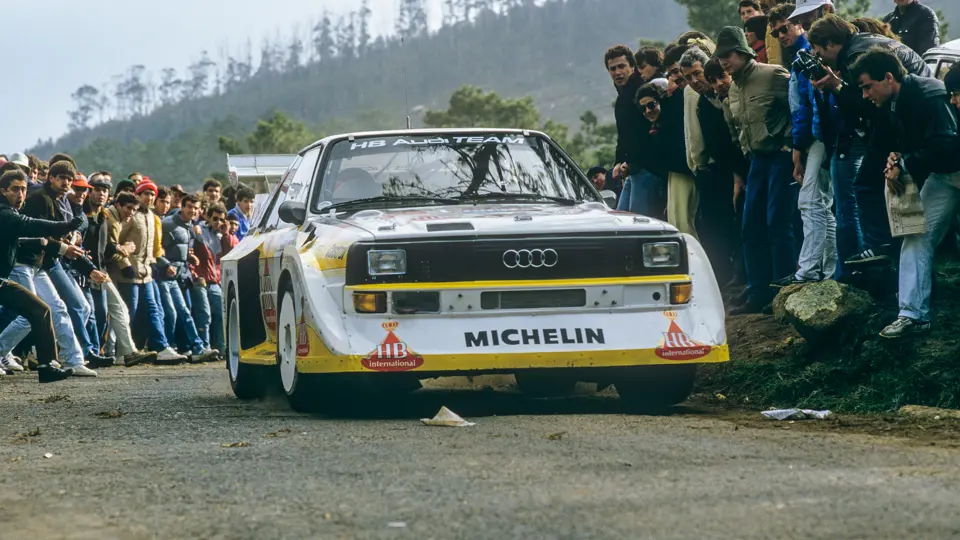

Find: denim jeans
[48,261,96,356]
[617,170,665,217]
[191,283,224,353]
[118,281,169,353]
[0,266,85,367]
[898,171,960,322]
[90,284,108,347]
[83,286,105,354]
[796,141,837,280]
[831,143,865,279]
[742,151,798,300]
[157,279,205,355]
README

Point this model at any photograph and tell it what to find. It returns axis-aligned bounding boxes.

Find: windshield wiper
[459,193,582,206]
[326,195,461,211]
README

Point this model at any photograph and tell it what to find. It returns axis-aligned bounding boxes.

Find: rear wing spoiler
[226,154,298,195]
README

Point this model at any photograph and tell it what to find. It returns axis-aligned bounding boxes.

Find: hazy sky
[3,0,443,153]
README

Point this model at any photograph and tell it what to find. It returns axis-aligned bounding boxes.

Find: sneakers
[68,365,98,377]
[770,275,815,288]
[156,347,187,364]
[846,245,892,266]
[879,316,931,339]
[123,350,158,367]
[85,353,116,369]
[38,364,71,383]
[1,354,25,372]
[188,348,219,364]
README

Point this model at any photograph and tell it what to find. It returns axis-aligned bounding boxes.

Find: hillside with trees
[32,0,954,188]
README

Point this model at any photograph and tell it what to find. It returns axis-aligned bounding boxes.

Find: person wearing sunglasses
[766,3,836,289]
[190,203,234,358]
[636,81,694,234]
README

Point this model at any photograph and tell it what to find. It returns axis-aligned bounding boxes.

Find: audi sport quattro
[220,128,729,412]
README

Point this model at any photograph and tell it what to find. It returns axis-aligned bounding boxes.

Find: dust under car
[220,129,729,412]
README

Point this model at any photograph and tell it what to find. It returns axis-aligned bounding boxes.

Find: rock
[779,281,873,344]
[899,405,960,420]
[771,284,805,323]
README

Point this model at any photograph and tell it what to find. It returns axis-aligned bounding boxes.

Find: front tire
[277,282,323,413]
[227,295,269,400]
[615,365,697,413]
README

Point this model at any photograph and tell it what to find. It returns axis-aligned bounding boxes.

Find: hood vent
[426,222,475,232]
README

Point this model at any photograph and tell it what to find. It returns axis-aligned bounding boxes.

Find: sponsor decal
[654,311,711,360]
[296,297,310,357]
[350,136,526,151]
[361,321,424,372]
[464,328,605,348]
[260,260,277,331]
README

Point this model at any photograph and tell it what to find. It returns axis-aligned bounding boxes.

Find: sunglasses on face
[641,101,659,111]
[770,24,791,37]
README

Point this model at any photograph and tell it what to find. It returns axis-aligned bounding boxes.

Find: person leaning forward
[0,170,81,382]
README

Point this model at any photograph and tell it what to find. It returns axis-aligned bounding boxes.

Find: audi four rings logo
[502,249,559,268]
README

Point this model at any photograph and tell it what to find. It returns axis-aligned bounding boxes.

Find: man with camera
[768,4,836,286]
[849,49,960,338]
[808,15,930,272]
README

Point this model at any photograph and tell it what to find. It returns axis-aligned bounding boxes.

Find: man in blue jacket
[769,4,836,286]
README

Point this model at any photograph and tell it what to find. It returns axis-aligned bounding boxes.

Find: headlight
[367,249,407,276]
[643,242,680,268]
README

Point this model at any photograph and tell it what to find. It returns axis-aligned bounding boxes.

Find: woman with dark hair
[635,81,698,237]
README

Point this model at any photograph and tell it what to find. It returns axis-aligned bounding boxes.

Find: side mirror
[278,200,307,225]
[600,190,618,209]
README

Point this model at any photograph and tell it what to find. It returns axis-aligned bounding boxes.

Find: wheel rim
[227,297,240,382]
[279,291,297,394]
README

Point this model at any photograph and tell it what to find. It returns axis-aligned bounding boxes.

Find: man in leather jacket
[850,49,960,338]
[809,15,931,270]
[882,0,940,56]
[0,170,79,382]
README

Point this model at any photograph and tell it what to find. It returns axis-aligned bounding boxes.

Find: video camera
[793,49,828,82]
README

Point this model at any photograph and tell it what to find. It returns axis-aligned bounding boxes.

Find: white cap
[789,0,834,19]
[7,152,29,168]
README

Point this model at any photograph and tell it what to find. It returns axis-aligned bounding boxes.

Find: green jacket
[726,60,793,156]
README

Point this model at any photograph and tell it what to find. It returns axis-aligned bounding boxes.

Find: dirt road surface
[2,365,960,540]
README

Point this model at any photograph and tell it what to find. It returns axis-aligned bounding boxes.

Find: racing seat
[331,168,381,201]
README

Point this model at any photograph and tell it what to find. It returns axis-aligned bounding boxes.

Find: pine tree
[312,11,335,62]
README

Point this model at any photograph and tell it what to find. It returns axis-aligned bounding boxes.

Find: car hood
[331,202,677,239]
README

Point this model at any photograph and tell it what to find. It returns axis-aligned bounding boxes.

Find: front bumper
[294,308,728,375]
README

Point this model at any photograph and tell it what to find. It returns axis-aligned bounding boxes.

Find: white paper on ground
[761,409,832,421]
[421,406,476,427]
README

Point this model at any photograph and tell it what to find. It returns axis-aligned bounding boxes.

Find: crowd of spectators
[0,152,256,382]
[599,0,959,338]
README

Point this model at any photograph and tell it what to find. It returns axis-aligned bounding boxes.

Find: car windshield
[312,133,597,211]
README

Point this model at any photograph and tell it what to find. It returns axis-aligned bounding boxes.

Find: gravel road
[2,365,960,540]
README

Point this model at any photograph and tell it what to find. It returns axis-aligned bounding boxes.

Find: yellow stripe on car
[346,275,693,291]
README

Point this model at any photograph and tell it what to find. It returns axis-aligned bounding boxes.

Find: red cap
[72,173,92,189]
[135,180,158,197]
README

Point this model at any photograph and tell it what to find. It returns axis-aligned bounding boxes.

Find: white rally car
[220,129,729,412]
